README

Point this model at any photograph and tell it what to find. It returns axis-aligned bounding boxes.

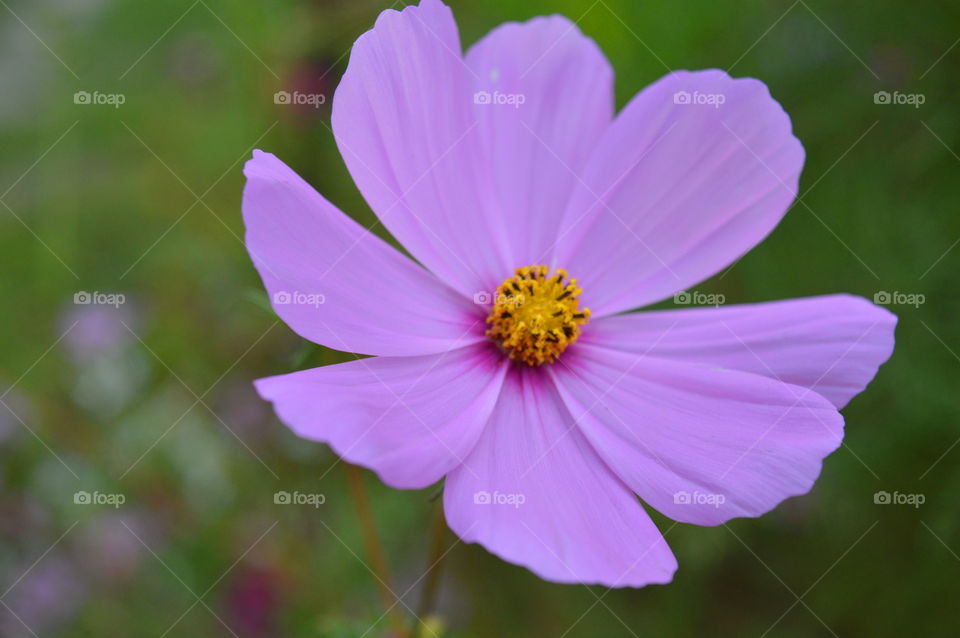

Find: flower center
[485,265,591,366]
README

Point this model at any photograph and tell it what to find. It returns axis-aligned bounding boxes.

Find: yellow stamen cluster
[485,265,591,366]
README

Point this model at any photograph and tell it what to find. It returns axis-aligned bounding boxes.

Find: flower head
[244,0,896,587]
[485,265,590,366]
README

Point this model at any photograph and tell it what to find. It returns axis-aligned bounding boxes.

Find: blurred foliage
[1,0,958,636]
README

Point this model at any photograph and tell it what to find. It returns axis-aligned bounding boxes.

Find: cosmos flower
[244,0,896,586]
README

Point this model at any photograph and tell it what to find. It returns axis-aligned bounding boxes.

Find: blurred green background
[1,0,957,636]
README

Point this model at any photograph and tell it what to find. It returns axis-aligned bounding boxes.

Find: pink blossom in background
[1,554,84,637]
[58,302,136,363]
[77,510,152,583]
[58,301,146,416]
[243,0,895,586]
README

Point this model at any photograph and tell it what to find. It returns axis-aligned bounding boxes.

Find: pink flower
[243,0,896,587]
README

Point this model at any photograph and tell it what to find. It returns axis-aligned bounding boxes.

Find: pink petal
[585,294,896,408]
[255,344,506,489]
[465,15,613,266]
[243,150,486,356]
[553,70,805,316]
[443,367,677,587]
[332,0,511,296]
[550,343,844,526]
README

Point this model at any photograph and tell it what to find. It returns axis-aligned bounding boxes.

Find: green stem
[344,464,409,637]
[413,502,450,634]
